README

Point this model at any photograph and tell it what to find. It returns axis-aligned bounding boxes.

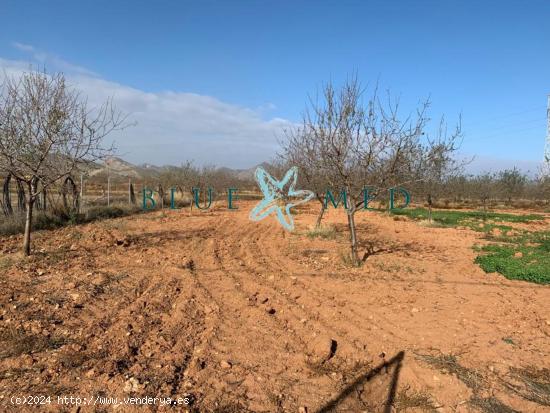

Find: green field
[390,208,549,284]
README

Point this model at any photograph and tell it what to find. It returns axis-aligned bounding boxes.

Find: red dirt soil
[0,202,549,412]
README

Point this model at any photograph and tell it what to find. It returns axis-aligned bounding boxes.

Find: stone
[491,228,502,237]
[123,377,140,393]
[310,337,337,363]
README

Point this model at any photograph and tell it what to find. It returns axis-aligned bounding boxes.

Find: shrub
[85,206,128,221]
[0,216,25,236]
[0,212,66,236]
[0,204,141,236]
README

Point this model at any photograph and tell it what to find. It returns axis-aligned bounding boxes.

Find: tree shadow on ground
[317,350,405,413]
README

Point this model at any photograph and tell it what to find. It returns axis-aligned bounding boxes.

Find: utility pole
[107,164,111,207]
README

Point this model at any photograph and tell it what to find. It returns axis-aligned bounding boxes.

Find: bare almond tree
[472,172,496,215]
[282,77,460,264]
[279,126,329,228]
[0,70,127,255]
[418,117,464,221]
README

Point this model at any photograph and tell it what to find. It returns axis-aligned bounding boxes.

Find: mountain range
[87,157,266,182]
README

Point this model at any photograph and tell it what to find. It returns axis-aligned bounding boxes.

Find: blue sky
[1,0,549,171]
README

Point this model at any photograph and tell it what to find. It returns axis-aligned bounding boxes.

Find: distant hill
[86,156,269,182]
[217,162,270,181]
[88,157,179,180]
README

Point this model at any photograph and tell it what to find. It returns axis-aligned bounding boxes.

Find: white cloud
[1,49,293,168]
[12,42,99,77]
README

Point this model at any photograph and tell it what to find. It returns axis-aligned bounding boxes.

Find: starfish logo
[249,166,315,231]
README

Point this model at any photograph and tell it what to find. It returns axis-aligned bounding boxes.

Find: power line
[465,105,546,128]
[465,117,546,135]
[467,124,545,142]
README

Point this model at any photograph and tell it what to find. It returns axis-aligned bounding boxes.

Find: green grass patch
[474,231,550,284]
[391,208,544,228]
[391,207,543,230]
[389,207,549,284]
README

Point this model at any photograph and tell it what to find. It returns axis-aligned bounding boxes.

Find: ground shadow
[317,350,405,413]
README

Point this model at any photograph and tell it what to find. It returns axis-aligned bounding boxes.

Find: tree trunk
[62,176,79,213]
[427,193,433,222]
[3,174,13,216]
[315,203,325,228]
[41,189,47,211]
[16,179,26,212]
[346,209,358,264]
[23,197,35,256]
[129,182,136,205]
[158,184,164,209]
[23,180,37,256]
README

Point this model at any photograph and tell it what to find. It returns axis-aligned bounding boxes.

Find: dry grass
[416,352,527,412]
[470,396,520,413]
[0,256,14,271]
[502,367,550,406]
[394,386,438,412]
[306,225,337,239]
[0,204,141,236]
[0,327,67,359]
[416,352,485,389]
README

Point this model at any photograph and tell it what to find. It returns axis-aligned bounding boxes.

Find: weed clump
[306,225,337,239]
[394,386,438,412]
[503,367,550,406]
[416,352,485,389]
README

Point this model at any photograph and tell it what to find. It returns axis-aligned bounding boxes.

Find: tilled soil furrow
[1,206,549,413]
[228,224,412,352]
